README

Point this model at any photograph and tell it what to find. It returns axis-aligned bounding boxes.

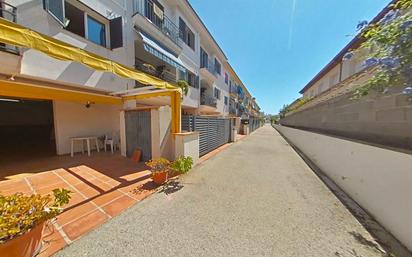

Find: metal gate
[182,115,231,156]
[249,117,261,133]
[125,110,152,161]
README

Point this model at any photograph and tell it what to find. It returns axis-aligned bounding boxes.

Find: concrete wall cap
[173,131,200,136]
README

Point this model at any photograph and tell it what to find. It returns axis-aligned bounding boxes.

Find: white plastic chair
[104,131,119,154]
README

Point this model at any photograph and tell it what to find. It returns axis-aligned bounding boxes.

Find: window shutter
[195,75,199,89]
[188,30,195,50]
[110,17,123,49]
[179,17,186,41]
[44,0,65,26]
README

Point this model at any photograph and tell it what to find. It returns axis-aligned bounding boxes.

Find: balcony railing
[135,58,176,85]
[229,105,237,115]
[229,85,238,95]
[200,93,217,108]
[132,0,181,47]
[0,2,18,54]
[200,58,217,77]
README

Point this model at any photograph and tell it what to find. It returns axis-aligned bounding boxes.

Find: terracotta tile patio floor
[0,152,157,257]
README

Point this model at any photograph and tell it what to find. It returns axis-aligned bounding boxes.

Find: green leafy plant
[0,188,71,244]
[346,0,412,98]
[279,96,314,117]
[177,80,189,96]
[145,158,171,174]
[171,156,193,175]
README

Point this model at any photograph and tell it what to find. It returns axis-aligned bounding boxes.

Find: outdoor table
[70,136,100,157]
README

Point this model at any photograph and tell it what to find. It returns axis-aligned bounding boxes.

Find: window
[178,70,199,89]
[64,2,107,47]
[200,47,208,68]
[224,96,228,105]
[179,17,195,50]
[178,70,186,81]
[214,88,221,100]
[224,73,229,84]
[45,1,123,49]
[214,58,221,75]
[87,16,106,47]
[187,71,199,88]
[187,30,195,50]
[44,0,66,25]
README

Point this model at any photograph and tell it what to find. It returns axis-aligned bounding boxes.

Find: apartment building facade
[132,0,234,117]
[0,0,260,162]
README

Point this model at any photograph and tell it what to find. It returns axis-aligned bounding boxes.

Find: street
[55,125,385,257]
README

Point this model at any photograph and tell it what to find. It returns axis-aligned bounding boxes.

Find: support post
[171,90,181,134]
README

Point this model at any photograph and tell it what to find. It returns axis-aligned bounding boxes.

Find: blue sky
[189,0,390,114]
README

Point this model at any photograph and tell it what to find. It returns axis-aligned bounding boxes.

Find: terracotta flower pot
[0,222,45,257]
[131,149,142,162]
[152,171,168,185]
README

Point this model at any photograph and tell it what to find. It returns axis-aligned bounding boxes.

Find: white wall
[341,48,368,81]
[7,0,135,92]
[53,100,121,155]
[182,86,200,110]
[303,64,341,98]
[158,106,174,159]
[275,125,412,252]
[0,51,20,75]
[174,132,199,164]
[150,106,174,160]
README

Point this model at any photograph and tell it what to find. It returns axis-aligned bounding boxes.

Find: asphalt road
[55,125,385,257]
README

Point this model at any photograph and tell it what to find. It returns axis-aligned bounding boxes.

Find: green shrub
[0,188,71,243]
[171,156,193,175]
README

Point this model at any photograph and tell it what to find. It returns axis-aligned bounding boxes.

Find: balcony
[229,104,237,116]
[134,58,176,86]
[200,58,217,83]
[229,85,238,99]
[0,2,19,55]
[199,92,219,114]
[200,93,217,108]
[132,0,182,54]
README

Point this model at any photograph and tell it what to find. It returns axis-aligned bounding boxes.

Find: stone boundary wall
[281,85,412,150]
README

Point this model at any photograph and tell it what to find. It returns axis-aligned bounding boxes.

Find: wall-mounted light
[85,101,95,108]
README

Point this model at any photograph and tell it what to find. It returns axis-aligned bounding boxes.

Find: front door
[125,110,152,161]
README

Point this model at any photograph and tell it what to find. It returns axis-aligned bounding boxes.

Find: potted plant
[146,158,171,185]
[170,156,193,177]
[0,188,71,257]
[177,80,189,97]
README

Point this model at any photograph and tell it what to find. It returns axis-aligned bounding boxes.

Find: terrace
[0,152,157,257]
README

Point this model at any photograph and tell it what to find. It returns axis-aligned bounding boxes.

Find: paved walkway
[55,125,385,257]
